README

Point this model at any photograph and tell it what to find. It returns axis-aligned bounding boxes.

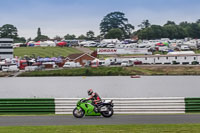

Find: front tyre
[101,106,114,118]
[73,108,84,118]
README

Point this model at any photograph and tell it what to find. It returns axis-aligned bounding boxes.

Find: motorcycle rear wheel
[101,106,113,118]
[73,108,85,118]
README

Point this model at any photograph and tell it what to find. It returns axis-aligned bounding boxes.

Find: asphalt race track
[0,114,200,126]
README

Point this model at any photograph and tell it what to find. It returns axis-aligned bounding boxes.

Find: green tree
[196,19,200,24]
[14,37,26,43]
[27,37,32,42]
[96,35,103,41]
[34,35,49,42]
[187,23,200,38]
[53,35,62,41]
[78,34,86,40]
[34,27,49,41]
[86,30,95,40]
[137,25,163,40]
[0,24,18,38]
[100,11,134,38]
[37,27,41,37]
[163,25,178,39]
[164,21,176,26]
[138,20,151,29]
[105,28,123,40]
[64,34,76,40]
[179,21,189,27]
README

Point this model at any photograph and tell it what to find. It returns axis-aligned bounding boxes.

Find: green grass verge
[88,47,97,51]
[18,66,200,77]
[0,124,200,133]
[0,72,9,77]
[18,67,129,77]
[14,47,82,58]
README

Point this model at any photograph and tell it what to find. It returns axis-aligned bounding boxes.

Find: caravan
[63,62,81,68]
[91,59,111,67]
[121,59,133,67]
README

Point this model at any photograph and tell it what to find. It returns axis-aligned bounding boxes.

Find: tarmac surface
[0,114,200,126]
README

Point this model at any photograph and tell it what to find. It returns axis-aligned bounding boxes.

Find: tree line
[0,24,26,43]
[1,11,200,43]
[136,20,200,40]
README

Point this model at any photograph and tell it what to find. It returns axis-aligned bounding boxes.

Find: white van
[63,62,81,68]
[181,45,190,50]
[121,59,133,67]
[25,66,38,71]
[8,65,19,72]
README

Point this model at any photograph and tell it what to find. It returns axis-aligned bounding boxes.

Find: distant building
[66,53,96,66]
[0,38,13,59]
[130,54,200,65]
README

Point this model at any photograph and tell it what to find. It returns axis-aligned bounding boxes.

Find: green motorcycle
[73,98,114,118]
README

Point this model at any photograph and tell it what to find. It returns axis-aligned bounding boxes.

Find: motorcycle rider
[87,89,102,112]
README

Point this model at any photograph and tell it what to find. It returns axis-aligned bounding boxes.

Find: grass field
[13,47,200,59]
[0,124,200,133]
[14,47,82,58]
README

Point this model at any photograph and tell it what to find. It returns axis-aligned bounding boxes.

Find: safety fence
[0,98,55,114]
[55,97,185,114]
[185,97,200,113]
[0,97,199,114]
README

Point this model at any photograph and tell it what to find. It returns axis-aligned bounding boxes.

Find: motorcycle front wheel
[101,106,114,118]
[73,108,85,118]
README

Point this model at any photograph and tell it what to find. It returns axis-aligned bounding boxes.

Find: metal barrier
[185,97,200,113]
[55,97,185,114]
[1,97,199,114]
[0,98,55,114]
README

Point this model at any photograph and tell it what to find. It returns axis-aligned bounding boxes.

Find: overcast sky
[0,0,200,39]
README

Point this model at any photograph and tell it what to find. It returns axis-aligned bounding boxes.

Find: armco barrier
[55,97,185,114]
[185,97,200,113]
[0,98,55,114]
[1,97,200,114]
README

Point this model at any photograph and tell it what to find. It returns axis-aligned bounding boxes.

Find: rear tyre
[73,108,85,118]
[101,106,114,118]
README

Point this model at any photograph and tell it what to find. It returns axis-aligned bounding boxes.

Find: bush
[172,61,180,65]
[192,61,199,65]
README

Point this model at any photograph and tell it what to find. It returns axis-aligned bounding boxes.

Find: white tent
[101,39,120,44]
[40,41,56,47]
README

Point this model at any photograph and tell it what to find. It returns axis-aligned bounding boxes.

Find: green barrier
[185,98,200,113]
[0,98,55,114]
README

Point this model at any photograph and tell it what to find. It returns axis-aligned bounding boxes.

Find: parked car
[56,41,67,47]
[97,43,107,47]
[84,43,98,47]
[121,59,133,67]
[63,62,82,68]
[106,43,115,48]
